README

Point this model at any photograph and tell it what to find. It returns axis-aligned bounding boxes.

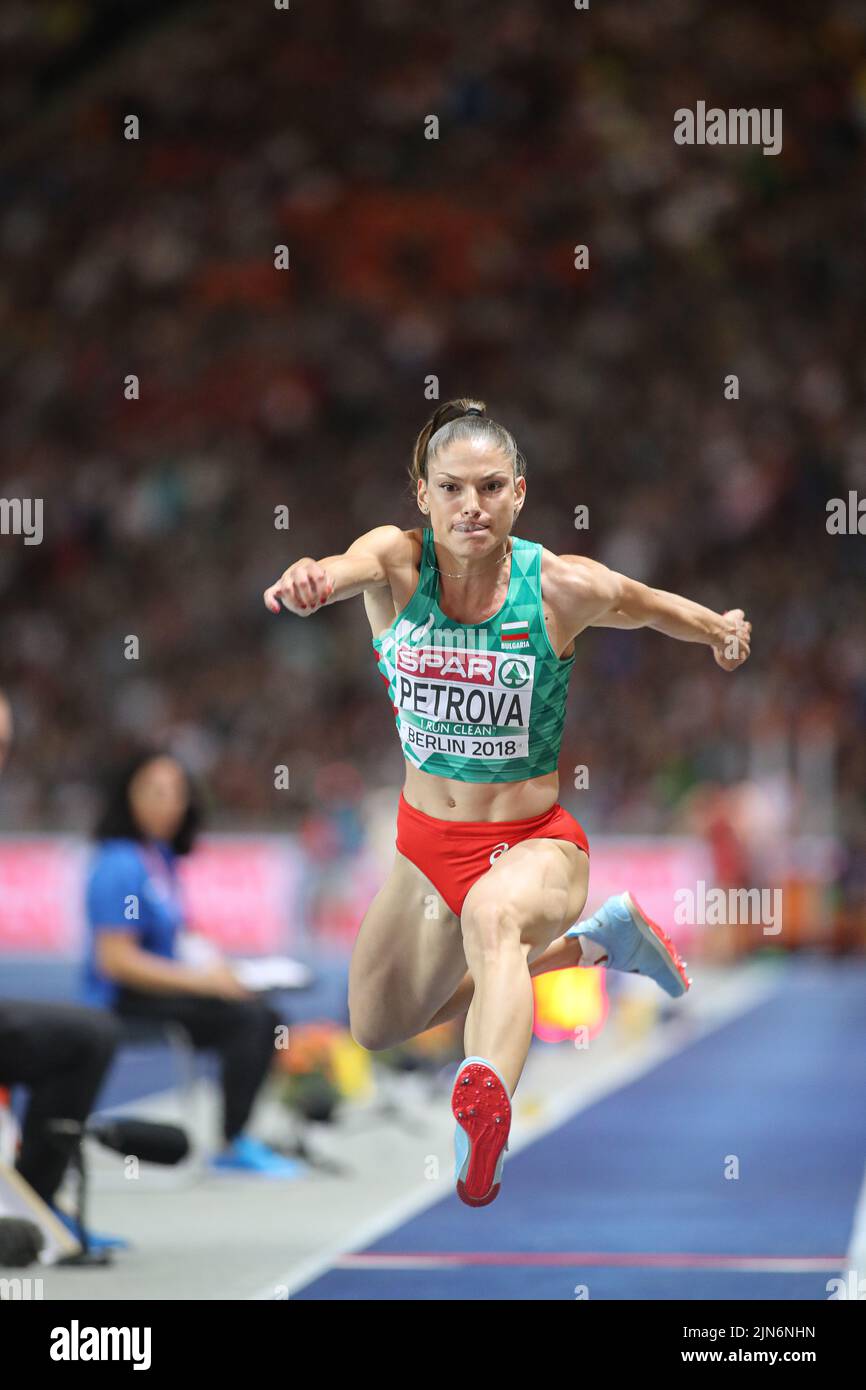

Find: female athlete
[263,399,751,1206]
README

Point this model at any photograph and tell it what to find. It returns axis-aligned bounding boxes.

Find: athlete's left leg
[458,838,589,1096]
[424,932,582,1031]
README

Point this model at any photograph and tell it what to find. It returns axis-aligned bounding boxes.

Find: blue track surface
[3,954,863,1299]
[292,958,866,1300]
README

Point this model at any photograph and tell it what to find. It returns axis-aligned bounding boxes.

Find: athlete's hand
[713,609,751,671]
[263,558,335,616]
[194,960,253,1001]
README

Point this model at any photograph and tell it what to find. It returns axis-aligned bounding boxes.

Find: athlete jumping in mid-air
[264,399,751,1207]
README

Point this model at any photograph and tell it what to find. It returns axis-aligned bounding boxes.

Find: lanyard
[137,842,178,906]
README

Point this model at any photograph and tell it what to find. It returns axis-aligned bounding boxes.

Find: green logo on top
[500,658,530,688]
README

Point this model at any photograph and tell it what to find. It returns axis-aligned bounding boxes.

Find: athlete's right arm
[263,525,408,616]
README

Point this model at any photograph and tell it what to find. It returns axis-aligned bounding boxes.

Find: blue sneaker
[50,1206,130,1252]
[451,1057,511,1207]
[566,891,691,998]
[210,1135,305,1178]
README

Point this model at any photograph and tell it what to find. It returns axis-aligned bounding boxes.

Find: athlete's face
[420,443,525,546]
[128,756,189,842]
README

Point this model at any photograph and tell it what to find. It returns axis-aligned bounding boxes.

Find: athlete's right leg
[422,888,691,1029]
[348,849,469,1052]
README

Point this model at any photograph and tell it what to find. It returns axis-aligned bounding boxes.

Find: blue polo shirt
[83,838,184,1007]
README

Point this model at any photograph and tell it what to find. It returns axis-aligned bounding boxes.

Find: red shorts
[395,791,590,919]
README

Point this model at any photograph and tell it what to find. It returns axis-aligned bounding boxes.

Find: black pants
[114,989,282,1143]
[0,1001,120,1205]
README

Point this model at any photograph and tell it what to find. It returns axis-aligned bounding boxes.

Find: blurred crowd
[0,1,864,913]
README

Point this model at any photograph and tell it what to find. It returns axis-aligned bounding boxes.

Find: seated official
[0,1000,124,1249]
[0,687,125,1250]
[84,750,299,1177]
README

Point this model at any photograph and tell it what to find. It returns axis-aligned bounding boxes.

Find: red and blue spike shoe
[451,1057,511,1207]
[566,891,691,997]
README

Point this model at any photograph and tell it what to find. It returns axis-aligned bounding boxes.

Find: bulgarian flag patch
[500,620,529,644]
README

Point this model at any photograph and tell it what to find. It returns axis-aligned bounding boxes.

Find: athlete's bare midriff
[363,527,576,824]
[401,762,562,821]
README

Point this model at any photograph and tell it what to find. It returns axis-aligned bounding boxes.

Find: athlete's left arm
[550,554,751,671]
